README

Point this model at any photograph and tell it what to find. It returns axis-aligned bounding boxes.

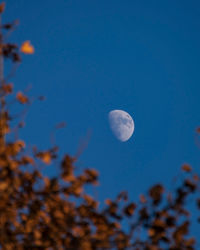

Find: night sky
[5,0,200,211]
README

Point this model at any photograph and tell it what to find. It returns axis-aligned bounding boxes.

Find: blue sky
[5,0,200,205]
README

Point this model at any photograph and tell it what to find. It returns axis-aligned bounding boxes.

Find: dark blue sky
[5,1,200,203]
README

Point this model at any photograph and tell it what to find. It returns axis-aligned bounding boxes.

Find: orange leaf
[193,174,199,181]
[41,153,51,164]
[113,222,121,229]
[2,83,13,94]
[16,140,25,148]
[123,203,136,216]
[105,199,112,206]
[0,182,7,191]
[181,164,192,172]
[16,91,29,104]
[62,173,75,182]
[37,151,52,165]
[0,2,5,13]
[148,228,155,237]
[13,140,25,154]
[20,40,34,54]
[21,156,34,165]
[139,194,147,203]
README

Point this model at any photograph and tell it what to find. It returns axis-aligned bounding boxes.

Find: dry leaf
[140,194,147,203]
[0,2,5,13]
[123,203,136,216]
[20,40,34,54]
[16,91,29,104]
[0,182,8,191]
[148,228,155,237]
[37,151,52,165]
[2,83,13,94]
[21,156,34,165]
[105,199,112,206]
[181,164,192,173]
[16,140,25,149]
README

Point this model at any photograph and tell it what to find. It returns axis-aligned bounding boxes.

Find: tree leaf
[0,2,5,13]
[20,41,34,54]
[16,91,29,104]
[181,164,192,172]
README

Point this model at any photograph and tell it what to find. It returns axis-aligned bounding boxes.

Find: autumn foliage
[0,3,200,249]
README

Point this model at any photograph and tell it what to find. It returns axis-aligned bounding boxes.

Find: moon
[108,110,134,142]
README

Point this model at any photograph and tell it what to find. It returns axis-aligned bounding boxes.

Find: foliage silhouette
[0,3,200,249]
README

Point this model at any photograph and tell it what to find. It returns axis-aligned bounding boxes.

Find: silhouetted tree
[0,3,200,249]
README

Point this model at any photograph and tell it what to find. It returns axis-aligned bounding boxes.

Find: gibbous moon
[108,110,134,142]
